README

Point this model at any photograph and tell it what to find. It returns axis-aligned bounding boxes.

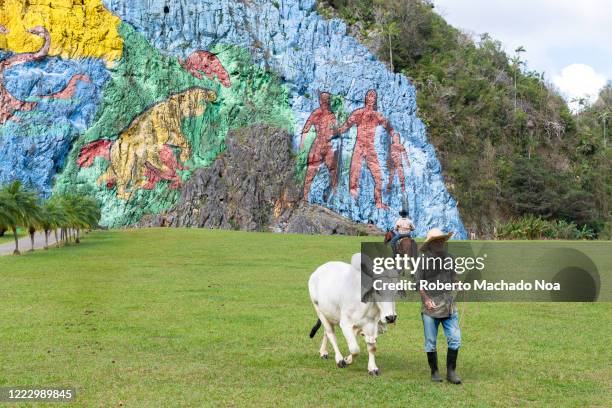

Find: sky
[432,0,611,111]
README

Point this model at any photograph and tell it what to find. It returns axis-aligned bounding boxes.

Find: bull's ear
[361,258,377,278]
[361,266,375,278]
[361,287,374,303]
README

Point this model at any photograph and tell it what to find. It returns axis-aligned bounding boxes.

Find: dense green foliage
[318,0,610,237]
[495,214,595,240]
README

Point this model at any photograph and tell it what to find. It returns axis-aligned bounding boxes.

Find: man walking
[414,228,462,384]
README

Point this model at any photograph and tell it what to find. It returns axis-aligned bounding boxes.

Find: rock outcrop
[137,124,382,235]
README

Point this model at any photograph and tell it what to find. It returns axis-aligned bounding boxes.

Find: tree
[69,194,101,243]
[27,222,40,252]
[372,0,402,72]
[40,198,68,249]
[599,111,609,148]
[54,193,101,244]
[512,46,526,113]
[1,181,41,255]
[0,190,17,238]
[1,180,100,252]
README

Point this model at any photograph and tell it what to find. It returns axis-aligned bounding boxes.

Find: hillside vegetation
[318,0,611,238]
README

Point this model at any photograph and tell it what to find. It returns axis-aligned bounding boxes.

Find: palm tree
[41,198,67,249]
[599,111,609,148]
[512,46,526,112]
[67,194,101,243]
[52,193,100,245]
[27,224,38,252]
[50,194,72,245]
[27,203,45,252]
[51,196,71,247]
[0,190,17,239]
[1,181,41,255]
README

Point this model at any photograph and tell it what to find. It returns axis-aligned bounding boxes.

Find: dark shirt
[414,249,458,318]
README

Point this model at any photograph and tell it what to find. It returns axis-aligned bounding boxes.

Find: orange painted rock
[41,74,92,99]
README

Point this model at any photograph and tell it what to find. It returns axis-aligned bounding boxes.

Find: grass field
[0,229,610,407]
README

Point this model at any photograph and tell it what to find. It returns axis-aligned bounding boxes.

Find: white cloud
[553,64,606,111]
[432,0,611,107]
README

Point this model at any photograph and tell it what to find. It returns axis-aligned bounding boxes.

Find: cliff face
[0,0,466,238]
[137,124,383,236]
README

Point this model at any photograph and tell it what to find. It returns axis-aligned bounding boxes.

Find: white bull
[308,253,397,376]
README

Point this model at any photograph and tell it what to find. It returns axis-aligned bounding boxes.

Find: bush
[545,220,577,240]
[598,220,612,240]
[495,216,595,240]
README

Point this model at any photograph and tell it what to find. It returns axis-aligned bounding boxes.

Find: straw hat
[421,228,453,250]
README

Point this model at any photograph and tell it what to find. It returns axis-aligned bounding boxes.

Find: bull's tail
[309,318,322,338]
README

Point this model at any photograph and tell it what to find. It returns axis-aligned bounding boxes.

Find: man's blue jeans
[422,312,461,352]
[390,233,411,250]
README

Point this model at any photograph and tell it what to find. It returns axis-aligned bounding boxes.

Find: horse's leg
[411,239,418,258]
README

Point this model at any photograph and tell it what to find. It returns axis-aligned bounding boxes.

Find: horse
[384,230,418,258]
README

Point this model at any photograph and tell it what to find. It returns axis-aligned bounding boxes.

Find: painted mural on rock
[301,88,406,211]
[77,87,218,199]
[53,23,293,227]
[0,0,119,194]
[0,0,467,238]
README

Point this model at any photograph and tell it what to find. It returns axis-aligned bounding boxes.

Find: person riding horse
[389,209,415,253]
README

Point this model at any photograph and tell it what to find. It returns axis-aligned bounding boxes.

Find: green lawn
[0,229,610,407]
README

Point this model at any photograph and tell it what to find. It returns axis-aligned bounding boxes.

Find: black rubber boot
[427,352,443,382]
[446,348,462,384]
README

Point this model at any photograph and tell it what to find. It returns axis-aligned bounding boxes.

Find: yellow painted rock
[99,87,217,200]
[0,0,123,64]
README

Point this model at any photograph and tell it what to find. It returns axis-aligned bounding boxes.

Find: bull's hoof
[368,369,380,376]
[320,353,328,359]
[336,360,347,368]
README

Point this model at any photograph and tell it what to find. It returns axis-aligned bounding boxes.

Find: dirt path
[0,231,58,256]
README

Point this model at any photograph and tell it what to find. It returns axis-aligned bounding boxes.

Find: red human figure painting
[300,92,338,201]
[387,132,410,193]
[337,89,398,209]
